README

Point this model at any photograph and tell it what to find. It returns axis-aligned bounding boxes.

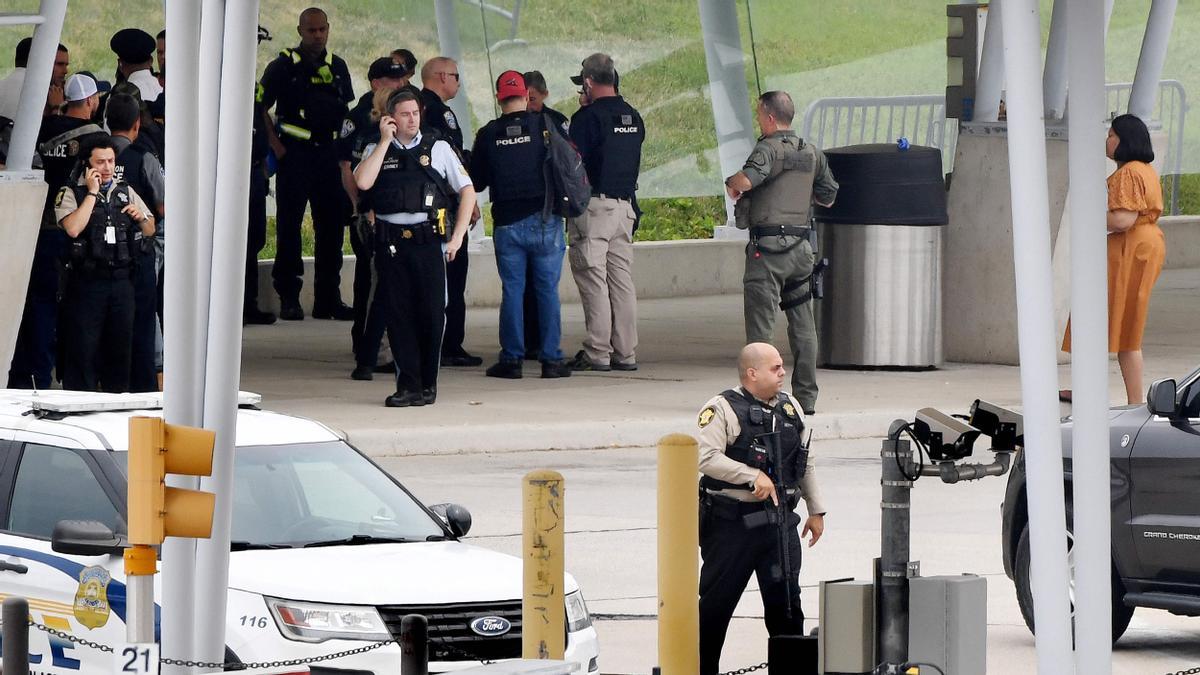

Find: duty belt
[751,225,810,238]
[378,220,436,243]
[591,191,631,201]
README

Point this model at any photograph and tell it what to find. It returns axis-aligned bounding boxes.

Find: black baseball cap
[368,57,408,81]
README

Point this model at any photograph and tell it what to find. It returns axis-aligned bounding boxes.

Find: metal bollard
[523,469,565,660]
[400,613,429,675]
[879,434,913,668]
[3,596,31,675]
[656,434,700,675]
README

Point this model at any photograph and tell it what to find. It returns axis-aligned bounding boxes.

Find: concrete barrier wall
[252,217,1199,313]
[0,173,50,372]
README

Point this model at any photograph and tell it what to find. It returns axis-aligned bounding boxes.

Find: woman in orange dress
[1064,114,1166,405]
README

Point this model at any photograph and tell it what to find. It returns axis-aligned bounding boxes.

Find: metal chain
[30,620,395,669]
[1167,668,1200,675]
[719,661,769,675]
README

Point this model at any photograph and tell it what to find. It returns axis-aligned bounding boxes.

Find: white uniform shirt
[363,132,471,225]
[0,67,27,120]
[127,69,163,103]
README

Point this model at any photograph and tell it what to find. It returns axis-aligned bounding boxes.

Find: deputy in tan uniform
[725,91,838,415]
[696,342,825,675]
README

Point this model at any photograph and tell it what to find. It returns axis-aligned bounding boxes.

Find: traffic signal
[127,416,216,545]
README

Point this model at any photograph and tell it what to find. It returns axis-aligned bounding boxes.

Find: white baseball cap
[64,73,99,102]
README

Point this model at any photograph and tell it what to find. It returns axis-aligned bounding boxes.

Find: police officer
[341,57,408,381]
[725,91,838,415]
[260,6,355,321]
[7,73,106,390]
[55,136,156,392]
[107,94,164,393]
[420,56,482,368]
[696,342,825,675]
[244,75,276,325]
[354,90,476,407]
[470,71,571,380]
[110,29,162,105]
[564,53,645,373]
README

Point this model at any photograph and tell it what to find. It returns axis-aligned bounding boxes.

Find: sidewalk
[240,268,1199,457]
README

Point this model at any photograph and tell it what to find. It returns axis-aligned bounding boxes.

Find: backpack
[540,114,591,218]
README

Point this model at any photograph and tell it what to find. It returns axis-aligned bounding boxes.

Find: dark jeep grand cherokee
[1001,366,1200,642]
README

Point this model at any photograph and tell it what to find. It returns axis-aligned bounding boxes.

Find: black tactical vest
[368,138,452,217]
[700,389,808,492]
[487,113,546,203]
[274,49,350,141]
[67,183,140,273]
[594,102,643,198]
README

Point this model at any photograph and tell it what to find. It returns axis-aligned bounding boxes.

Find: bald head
[421,56,460,101]
[297,8,329,54]
[738,343,786,400]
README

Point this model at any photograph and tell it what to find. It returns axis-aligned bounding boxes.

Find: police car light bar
[22,391,263,414]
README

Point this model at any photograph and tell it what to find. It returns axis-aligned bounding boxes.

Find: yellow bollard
[657,433,700,675]
[523,469,565,660]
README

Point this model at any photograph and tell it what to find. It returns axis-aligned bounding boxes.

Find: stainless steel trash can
[814,144,948,368]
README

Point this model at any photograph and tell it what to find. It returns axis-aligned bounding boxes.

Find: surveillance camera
[969,399,1024,451]
[913,408,982,461]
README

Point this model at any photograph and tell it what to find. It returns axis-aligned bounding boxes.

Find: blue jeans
[494,213,565,363]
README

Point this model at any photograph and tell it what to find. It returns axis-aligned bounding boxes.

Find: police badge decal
[74,565,112,629]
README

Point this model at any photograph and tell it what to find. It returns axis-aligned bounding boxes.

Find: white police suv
[0,390,599,673]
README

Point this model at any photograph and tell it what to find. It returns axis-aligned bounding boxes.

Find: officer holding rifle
[695,342,826,675]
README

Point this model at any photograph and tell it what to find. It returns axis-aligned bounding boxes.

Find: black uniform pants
[244,162,268,310]
[442,247,468,356]
[61,272,135,393]
[350,218,387,365]
[129,251,158,393]
[7,229,66,389]
[377,234,445,393]
[699,498,804,675]
[272,142,350,305]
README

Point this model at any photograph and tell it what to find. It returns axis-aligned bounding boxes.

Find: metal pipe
[433,0,473,149]
[1067,1,1113,672]
[657,434,700,675]
[161,1,205,672]
[878,434,912,668]
[6,0,68,171]
[1129,0,1178,120]
[2,596,30,675]
[974,0,1004,122]
[922,452,1012,483]
[193,1,260,670]
[522,470,565,660]
[400,614,430,675]
[1043,0,1069,120]
[999,0,1075,671]
[698,0,757,227]
[124,547,157,644]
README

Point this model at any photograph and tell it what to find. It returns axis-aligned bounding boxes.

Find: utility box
[908,574,987,675]
[818,579,874,675]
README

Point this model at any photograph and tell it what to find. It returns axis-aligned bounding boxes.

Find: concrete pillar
[974,0,1004,122]
[998,1,1074,673]
[1042,0,1068,120]
[698,0,756,239]
[1129,0,1178,120]
[1065,1,1113,673]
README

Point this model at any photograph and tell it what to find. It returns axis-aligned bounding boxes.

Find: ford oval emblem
[470,616,512,637]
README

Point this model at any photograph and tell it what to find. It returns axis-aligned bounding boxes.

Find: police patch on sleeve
[782,401,797,418]
[444,110,458,130]
[698,406,717,428]
[341,118,355,138]
[54,187,66,207]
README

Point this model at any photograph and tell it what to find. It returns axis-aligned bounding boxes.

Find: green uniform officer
[725,91,837,415]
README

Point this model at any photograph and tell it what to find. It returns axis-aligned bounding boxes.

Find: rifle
[742,414,798,622]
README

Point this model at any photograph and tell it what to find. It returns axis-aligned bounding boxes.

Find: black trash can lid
[815,143,948,226]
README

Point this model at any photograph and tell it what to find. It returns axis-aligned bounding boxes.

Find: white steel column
[1066,1,1112,673]
[193,0,260,669]
[6,0,68,171]
[974,0,1005,122]
[698,0,756,227]
[1129,0,1178,120]
[161,1,205,672]
[1000,1,1075,672]
[433,0,473,148]
[1043,0,1069,120]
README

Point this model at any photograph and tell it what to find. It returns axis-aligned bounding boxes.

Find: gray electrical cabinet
[818,579,875,674]
[908,574,987,675]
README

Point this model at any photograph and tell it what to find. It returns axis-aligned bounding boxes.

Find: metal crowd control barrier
[802,80,1187,213]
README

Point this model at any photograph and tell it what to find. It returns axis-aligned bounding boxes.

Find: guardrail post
[523,469,565,659]
[657,434,700,675]
[400,614,429,675]
[3,596,31,675]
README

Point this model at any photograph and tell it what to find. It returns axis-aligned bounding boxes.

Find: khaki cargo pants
[744,235,818,412]
[567,196,638,366]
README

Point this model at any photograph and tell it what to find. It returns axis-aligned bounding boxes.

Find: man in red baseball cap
[468,70,573,380]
